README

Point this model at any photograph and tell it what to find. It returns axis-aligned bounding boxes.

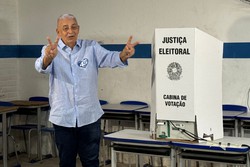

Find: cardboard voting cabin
[150,28,223,142]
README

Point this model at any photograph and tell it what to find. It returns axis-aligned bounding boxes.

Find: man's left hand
[120,36,139,62]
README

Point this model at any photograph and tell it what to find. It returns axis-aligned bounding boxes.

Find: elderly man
[35,13,138,167]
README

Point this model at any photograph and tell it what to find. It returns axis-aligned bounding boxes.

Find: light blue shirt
[35,39,127,127]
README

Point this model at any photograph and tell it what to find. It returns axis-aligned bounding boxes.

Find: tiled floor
[1,153,135,167]
[1,153,61,167]
[1,153,99,167]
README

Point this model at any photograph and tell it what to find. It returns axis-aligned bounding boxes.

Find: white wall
[0,0,18,45]
[11,0,250,105]
[223,59,250,105]
[0,0,18,101]
[18,0,250,44]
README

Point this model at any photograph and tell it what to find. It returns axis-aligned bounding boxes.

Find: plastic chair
[10,96,50,160]
[29,96,50,111]
[30,96,55,159]
[29,96,57,158]
[99,100,108,105]
[120,100,148,106]
[0,101,21,166]
[0,101,14,107]
[222,104,248,137]
[223,104,247,112]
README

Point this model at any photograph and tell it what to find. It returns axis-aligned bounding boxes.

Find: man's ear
[56,28,59,35]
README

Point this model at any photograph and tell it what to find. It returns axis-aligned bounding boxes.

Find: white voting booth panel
[150,28,223,142]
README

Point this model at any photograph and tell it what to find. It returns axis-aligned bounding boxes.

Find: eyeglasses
[62,25,79,32]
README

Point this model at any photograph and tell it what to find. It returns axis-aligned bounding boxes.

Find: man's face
[56,17,79,48]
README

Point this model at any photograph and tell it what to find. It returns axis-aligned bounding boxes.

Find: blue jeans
[53,119,101,167]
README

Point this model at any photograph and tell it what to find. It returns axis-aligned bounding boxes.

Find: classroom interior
[1,0,250,166]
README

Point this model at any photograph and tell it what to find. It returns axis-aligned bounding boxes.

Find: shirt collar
[58,39,81,50]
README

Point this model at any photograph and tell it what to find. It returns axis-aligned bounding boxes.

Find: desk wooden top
[0,106,19,114]
[11,100,49,108]
[236,112,250,120]
[102,103,148,113]
[172,136,250,152]
[104,129,170,146]
[104,129,250,153]
[135,106,151,114]
[223,111,245,118]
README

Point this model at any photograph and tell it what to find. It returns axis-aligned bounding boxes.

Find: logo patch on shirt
[78,58,88,68]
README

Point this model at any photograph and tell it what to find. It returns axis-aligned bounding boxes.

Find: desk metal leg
[2,113,7,167]
[247,152,250,167]
[240,121,245,137]
[37,107,42,160]
[179,156,184,167]
[111,145,117,167]
[170,148,176,167]
[235,119,238,137]
[135,114,138,130]
[139,115,143,130]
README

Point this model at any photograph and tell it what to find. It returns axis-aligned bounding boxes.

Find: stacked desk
[102,104,249,135]
[175,137,250,166]
[102,103,148,130]
[0,106,19,167]
[136,106,247,137]
[223,110,246,137]
[101,103,148,166]
[11,100,50,161]
[134,107,151,130]
[104,129,250,167]
[104,129,173,167]
[102,104,250,166]
[236,112,250,137]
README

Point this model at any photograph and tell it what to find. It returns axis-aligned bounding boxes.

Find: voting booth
[150,28,223,142]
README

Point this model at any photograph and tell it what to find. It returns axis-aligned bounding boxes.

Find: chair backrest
[0,101,14,106]
[0,101,14,122]
[99,100,108,105]
[120,100,148,107]
[222,104,248,112]
[29,96,49,102]
[29,96,50,126]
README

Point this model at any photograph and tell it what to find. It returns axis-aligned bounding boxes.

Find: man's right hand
[43,36,60,69]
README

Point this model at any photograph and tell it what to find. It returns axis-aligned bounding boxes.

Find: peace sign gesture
[42,36,60,69]
[120,36,139,62]
[45,36,60,59]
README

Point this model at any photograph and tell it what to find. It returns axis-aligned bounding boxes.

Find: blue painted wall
[0,43,249,58]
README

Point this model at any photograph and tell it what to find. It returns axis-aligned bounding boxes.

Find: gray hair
[57,14,78,26]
